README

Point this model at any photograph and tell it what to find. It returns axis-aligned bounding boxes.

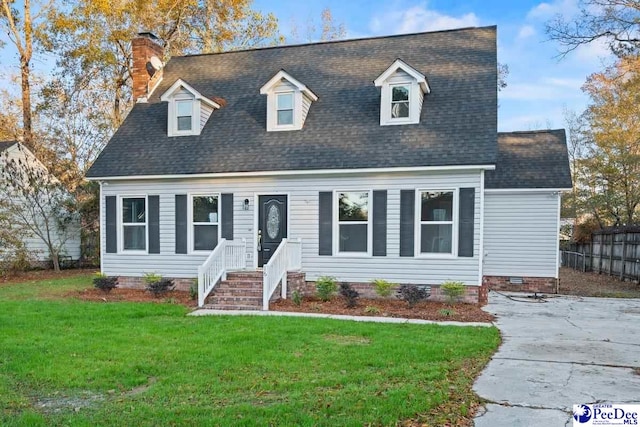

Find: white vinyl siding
[483,191,560,278]
[200,103,213,130]
[100,170,482,285]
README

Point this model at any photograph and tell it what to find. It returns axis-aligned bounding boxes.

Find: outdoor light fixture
[243,199,250,210]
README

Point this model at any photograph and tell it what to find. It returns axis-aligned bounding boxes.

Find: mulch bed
[72,288,197,307]
[0,268,98,286]
[271,296,495,323]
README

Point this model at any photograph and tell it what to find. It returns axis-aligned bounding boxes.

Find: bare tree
[547,0,640,57]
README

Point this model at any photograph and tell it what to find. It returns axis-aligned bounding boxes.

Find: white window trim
[168,96,200,137]
[274,90,296,129]
[389,83,412,123]
[415,189,459,258]
[333,189,373,257]
[188,193,221,254]
[118,195,148,254]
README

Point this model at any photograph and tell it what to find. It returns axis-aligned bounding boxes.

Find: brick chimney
[131,32,164,102]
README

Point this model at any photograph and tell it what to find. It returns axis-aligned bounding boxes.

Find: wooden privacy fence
[562,229,640,282]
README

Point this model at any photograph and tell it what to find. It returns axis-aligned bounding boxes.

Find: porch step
[203,304,262,311]
[213,287,263,297]
[226,271,264,280]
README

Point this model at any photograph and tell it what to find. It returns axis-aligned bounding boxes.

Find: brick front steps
[204,271,264,311]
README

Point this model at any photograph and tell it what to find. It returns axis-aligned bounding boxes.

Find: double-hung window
[191,195,219,251]
[419,191,455,255]
[176,99,193,132]
[391,84,410,119]
[337,191,370,254]
[276,92,294,126]
[122,197,147,251]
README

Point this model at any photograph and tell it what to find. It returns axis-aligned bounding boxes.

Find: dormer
[160,79,221,137]
[374,59,430,126]
[260,70,318,132]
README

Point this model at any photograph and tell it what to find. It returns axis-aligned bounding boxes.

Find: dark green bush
[93,273,118,293]
[397,284,430,308]
[339,282,359,308]
[144,274,175,297]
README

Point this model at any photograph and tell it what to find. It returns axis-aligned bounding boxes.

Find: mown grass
[0,274,500,426]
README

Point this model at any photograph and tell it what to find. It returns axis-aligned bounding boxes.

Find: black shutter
[105,196,117,254]
[148,196,160,254]
[458,188,475,257]
[318,192,333,255]
[372,190,387,256]
[221,193,234,240]
[400,190,415,257]
[175,195,188,254]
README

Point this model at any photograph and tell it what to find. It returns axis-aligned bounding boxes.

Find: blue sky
[0,0,612,132]
[254,0,613,131]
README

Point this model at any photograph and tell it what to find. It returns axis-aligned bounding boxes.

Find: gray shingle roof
[486,130,572,189]
[0,141,17,153]
[86,26,498,178]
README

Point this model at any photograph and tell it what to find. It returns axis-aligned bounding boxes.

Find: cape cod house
[86,26,571,308]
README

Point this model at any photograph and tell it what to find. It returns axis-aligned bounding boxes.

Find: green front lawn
[0,275,499,426]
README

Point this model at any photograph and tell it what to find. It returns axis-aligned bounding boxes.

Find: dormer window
[176,99,194,131]
[374,59,430,126]
[160,79,221,137]
[260,70,318,132]
[276,92,294,126]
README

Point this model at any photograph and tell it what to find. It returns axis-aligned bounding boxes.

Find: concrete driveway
[473,291,640,426]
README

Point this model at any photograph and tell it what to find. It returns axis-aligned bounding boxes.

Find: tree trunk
[20,57,33,150]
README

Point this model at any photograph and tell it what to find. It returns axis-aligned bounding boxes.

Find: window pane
[421,192,453,221]
[123,225,146,250]
[177,116,192,131]
[339,224,368,252]
[177,100,192,116]
[277,109,293,125]
[123,198,146,223]
[420,224,452,253]
[277,93,293,110]
[338,192,368,221]
[391,102,410,118]
[193,196,218,223]
[194,225,218,251]
[392,86,409,101]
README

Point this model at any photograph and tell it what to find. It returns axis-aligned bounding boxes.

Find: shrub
[339,282,359,308]
[93,273,118,293]
[364,306,381,315]
[438,308,455,317]
[315,276,337,302]
[189,280,198,301]
[397,284,430,308]
[371,279,394,298]
[292,289,303,306]
[441,281,466,304]
[144,273,175,297]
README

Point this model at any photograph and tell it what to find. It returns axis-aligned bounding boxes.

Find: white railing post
[198,266,205,307]
[281,273,287,299]
[262,266,270,310]
[221,240,227,281]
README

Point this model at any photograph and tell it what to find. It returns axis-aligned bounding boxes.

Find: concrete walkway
[189,308,493,327]
[473,291,640,426]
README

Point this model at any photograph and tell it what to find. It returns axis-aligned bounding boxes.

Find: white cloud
[517,25,536,40]
[369,3,479,35]
[526,0,578,20]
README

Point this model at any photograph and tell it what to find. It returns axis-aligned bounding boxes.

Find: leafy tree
[569,55,640,227]
[546,0,640,57]
[0,145,79,271]
[288,7,346,43]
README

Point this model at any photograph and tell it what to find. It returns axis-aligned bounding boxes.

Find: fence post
[608,232,614,276]
[620,232,627,280]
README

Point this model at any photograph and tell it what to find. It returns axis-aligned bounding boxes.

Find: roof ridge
[498,129,565,135]
[171,25,497,60]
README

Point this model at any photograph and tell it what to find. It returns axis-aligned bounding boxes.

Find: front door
[258,195,288,267]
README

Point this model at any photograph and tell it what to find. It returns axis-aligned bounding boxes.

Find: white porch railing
[262,238,302,310]
[197,238,247,307]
